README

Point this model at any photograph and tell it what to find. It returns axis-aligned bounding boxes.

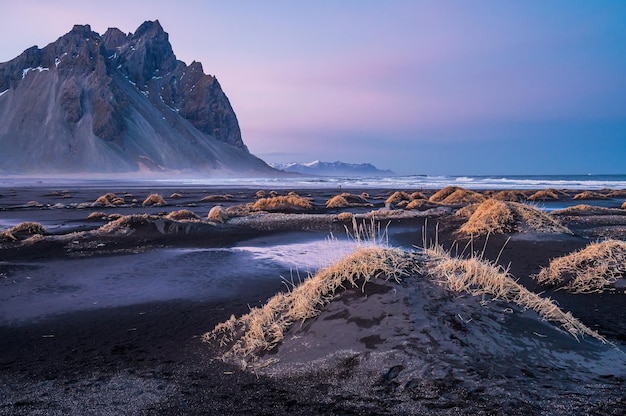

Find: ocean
[158,173,626,190]
[2,173,626,190]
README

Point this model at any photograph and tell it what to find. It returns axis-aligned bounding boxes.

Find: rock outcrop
[0,21,272,174]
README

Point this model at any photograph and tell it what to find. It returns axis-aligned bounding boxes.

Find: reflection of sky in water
[234,237,360,271]
[0,235,363,324]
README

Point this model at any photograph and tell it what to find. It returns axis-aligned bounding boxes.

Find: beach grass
[534,239,626,293]
[459,199,571,235]
[142,194,167,207]
[205,219,602,364]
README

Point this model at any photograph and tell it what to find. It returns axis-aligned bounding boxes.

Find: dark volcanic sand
[1,183,625,415]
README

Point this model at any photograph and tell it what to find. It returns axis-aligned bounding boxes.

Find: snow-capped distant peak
[270,160,395,177]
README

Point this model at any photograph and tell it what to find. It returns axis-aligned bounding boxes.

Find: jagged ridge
[0,20,271,174]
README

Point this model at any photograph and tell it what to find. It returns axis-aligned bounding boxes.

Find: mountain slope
[0,21,273,174]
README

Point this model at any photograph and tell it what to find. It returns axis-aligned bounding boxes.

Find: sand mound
[459,199,571,235]
[93,193,125,207]
[206,241,602,365]
[551,204,626,216]
[0,222,48,242]
[326,193,372,208]
[573,191,609,200]
[455,203,480,218]
[201,194,233,202]
[527,189,561,201]
[98,214,159,234]
[607,190,626,198]
[165,210,201,221]
[205,246,417,360]
[440,189,485,205]
[142,194,167,207]
[428,186,460,203]
[490,190,528,202]
[405,199,437,210]
[252,195,313,212]
[534,239,626,293]
[87,212,109,221]
[207,206,230,223]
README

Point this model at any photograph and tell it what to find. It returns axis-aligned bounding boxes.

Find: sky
[1,1,625,175]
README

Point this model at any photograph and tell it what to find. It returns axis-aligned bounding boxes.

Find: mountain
[271,160,395,177]
[0,21,273,174]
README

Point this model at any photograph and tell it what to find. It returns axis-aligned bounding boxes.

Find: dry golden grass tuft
[573,191,608,200]
[87,212,108,221]
[551,204,625,216]
[459,199,571,235]
[534,239,626,293]
[424,245,605,342]
[1,222,48,241]
[94,193,118,206]
[607,189,626,198]
[459,199,515,235]
[252,195,312,212]
[326,193,372,208]
[429,186,461,203]
[439,189,485,205]
[204,245,419,360]
[201,194,233,202]
[205,228,605,362]
[527,189,561,201]
[325,195,350,208]
[170,192,183,199]
[491,190,527,202]
[455,203,480,218]
[208,206,230,223]
[405,199,436,210]
[254,190,266,199]
[142,194,167,207]
[385,191,413,205]
[622,201,626,210]
[166,210,201,221]
[336,212,355,222]
[98,214,157,233]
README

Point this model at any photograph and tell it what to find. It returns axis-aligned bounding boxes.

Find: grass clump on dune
[165,210,201,221]
[459,199,571,236]
[252,194,312,212]
[204,245,418,361]
[205,220,602,364]
[98,214,158,233]
[142,194,167,207]
[0,222,48,241]
[208,206,230,223]
[573,191,608,200]
[429,186,461,203]
[424,245,605,343]
[551,204,626,216]
[428,187,484,205]
[326,193,372,208]
[490,190,528,202]
[534,239,626,293]
[527,189,561,201]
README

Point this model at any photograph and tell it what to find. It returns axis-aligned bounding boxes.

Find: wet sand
[1,183,625,415]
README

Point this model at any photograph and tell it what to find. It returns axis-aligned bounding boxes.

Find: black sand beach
[1,183,625,415]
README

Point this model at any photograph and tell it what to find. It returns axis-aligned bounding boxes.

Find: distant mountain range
[271,160,395,176]
[0,20,273,174]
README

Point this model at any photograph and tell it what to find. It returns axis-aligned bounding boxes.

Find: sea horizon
[2,172,625,191]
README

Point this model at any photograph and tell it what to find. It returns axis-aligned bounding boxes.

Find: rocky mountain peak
[0,20,269,174]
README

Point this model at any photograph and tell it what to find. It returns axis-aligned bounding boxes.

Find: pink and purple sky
[1,1,624,175]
